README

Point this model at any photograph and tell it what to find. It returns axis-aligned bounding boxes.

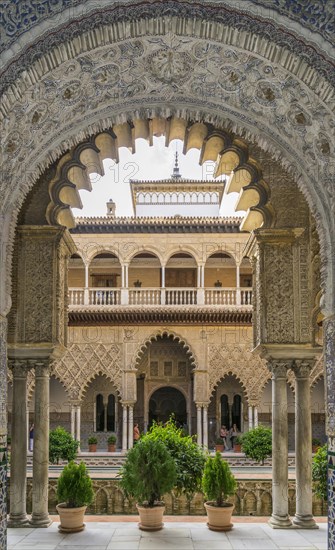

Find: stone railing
[68,287,253,308]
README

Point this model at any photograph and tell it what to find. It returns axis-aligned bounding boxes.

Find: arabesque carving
[51,343,122,400]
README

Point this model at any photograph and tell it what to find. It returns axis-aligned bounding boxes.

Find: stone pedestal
[8,361,30,527]
[293,361,318,529]
[30,362,52,527]
[268,361,292,529]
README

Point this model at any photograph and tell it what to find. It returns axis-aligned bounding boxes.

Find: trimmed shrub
[241,425,272,464]
[312,443,327,502]
[49,426,79,465]
[202,452,236,507]
[57,461,94,508]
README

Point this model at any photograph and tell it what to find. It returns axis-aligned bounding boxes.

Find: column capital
[8,359,31,377]
[31,360,50,377]
[292,359,314,378]
[268,359,293,378]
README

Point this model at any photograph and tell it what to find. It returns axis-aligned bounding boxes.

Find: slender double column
[268,361,292,528]
[8,361,30,526]
[121,403,135,451]
[293,361,317,528]
[196,404,208,448]
[30,362,52,527]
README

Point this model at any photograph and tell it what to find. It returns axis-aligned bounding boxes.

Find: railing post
[160,287,165,305]
[197,287,204,305]
[84,287,89,305]
[236,287,241,306]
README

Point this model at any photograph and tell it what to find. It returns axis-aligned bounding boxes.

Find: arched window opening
[232,394,242,430]
[221,394,230,428]
[107,394,116,432]
[96,394,104,432]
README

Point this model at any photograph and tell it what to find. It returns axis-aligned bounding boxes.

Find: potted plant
[88,435,98,452]
[56,461,94,533]
[49,426,79,464]
[215,437,224,453]
[107,434,117,452]
[312,438,321,453]
[233,436,242,453]
[144,419,206,505]
[240,425,272,464]
[202,451,236,531]
[119,437,176,530]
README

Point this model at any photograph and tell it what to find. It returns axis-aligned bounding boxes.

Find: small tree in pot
[88,435,98,452]
[240,425,272,465]
[202,452,236,531]
[56,461,94,533]
[107,434,117,452]
[49,426,79,464]
[119,437,176,530]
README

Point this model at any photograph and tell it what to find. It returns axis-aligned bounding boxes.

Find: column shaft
[8,362,29,526]
[248,405,253,430]
[76,406,81,448]
[122,406,128,451]
[293,362,317,528]
[254,407,259,428]
[196,406,202,446]
[70,406,75,437]
[268,362,292,528]
[128,406,134,450]
[202,406,208,448]
[30,363,52,527]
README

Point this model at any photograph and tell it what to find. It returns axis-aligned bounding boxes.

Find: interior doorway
[149,387,187,428]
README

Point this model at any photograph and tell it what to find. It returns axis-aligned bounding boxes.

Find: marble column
[8,361,30,526]
[254,407,259,428]
[128,405,134,450]
[292,361,317,528]
[268,361,292,528]
[202,406,208,448]
[30,362,52,527]
[196,405,202,446]
[122,405,128,451]
[70,405,75,437]
[324,316,335,548]
[76,406,81,449]
[248,406,253,430]
[0,317,7,547]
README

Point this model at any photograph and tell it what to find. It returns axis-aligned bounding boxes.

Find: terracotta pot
[204,501,234,531]
[88,444,97,452]
[136,503,165,531]
[233,444,242,452]
[56,503,86,533]
[215,444,224,453]
[108,444,116,452]
[312,445,320,453]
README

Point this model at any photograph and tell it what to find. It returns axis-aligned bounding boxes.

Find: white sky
[71,137,245,218]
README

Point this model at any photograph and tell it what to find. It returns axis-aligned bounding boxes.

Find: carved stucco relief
[51,342,122,401]
[208,343,270,406]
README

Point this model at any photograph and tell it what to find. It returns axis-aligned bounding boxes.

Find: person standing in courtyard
[133,423,140,444]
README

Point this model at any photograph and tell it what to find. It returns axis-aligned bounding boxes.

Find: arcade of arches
[1,2,335,549]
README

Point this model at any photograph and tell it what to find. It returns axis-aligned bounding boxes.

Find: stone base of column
[268,514,293,529]
[8,514,30,527]
[293,514,319,529]
[29,513,52,528]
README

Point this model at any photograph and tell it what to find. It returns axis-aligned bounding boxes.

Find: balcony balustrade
[69,287,252,308]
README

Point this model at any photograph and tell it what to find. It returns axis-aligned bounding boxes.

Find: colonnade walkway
[8,516,327,549]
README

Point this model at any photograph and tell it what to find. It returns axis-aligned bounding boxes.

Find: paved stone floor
[8,517,327,550]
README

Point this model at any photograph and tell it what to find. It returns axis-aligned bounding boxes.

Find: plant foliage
[57,461,94,508]
[241,426,272,464]
[88,436,98,445]
[108,434,116,444]
[49,426,79,465]
[312,444,327,502]
[202,452,236,507]
[143,419,206,500]
[119,437,177,507]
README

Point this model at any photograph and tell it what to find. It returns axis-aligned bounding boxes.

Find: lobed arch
[79,371,121,402]
[210,372,249,404]
[1,5,334,314]
[132,330,198,372]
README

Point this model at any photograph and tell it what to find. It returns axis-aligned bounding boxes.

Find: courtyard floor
[8,516,327,550]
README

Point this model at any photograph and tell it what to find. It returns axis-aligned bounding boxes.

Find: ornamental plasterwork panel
[208,344,270,406]
[0,20,334,315]
[51,342,122,400]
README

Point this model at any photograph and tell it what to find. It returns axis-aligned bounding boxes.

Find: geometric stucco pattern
[51,343,122,401]
[208,344,270,406]
[1,16,334,315]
